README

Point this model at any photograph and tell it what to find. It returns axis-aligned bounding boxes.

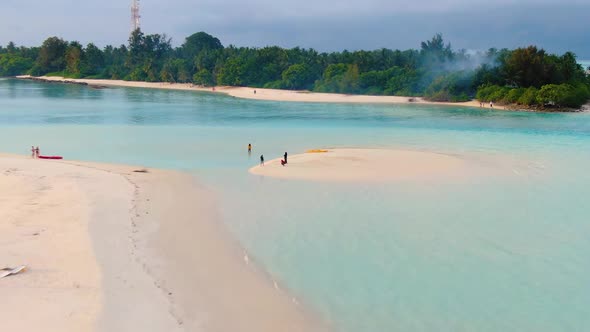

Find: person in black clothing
[260,154,264,166]
[284,152,288,164]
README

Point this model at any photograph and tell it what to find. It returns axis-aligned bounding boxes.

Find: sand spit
[0,154,326,332]
[249,148,499,182]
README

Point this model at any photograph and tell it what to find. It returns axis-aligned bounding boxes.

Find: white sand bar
[249,148,481,182]
[0,154,326,332]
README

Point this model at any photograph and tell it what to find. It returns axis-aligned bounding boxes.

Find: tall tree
[36,37,68,74]
[420,33,454,63]
[181,32,223,62]
[83,43,105,76]
[6,41,16,54]
[65,42,83,76]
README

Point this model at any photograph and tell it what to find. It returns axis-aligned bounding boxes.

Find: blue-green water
[1,78,590,331]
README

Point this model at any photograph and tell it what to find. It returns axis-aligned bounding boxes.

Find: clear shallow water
[1,79,590,331]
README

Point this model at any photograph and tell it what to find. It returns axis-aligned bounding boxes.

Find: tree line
[1,31,589,108]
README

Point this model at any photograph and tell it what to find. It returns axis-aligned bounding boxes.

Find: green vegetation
[472,47,590,108]
[1,31,589,109]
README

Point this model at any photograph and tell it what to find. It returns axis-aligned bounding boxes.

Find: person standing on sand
[31,146,35,158]
[284,152,288,164]
[35,146,40,158]
[490,101,494,108]
[260,155,264,166]
[254,90,257,94]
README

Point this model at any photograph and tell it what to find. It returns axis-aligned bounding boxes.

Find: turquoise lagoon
[1,78,589,331]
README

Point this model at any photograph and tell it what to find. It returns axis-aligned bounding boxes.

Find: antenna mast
[131,0,141,32]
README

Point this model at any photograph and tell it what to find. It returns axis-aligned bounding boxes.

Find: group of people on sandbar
[248,144,287,167]
[30,146,40,158]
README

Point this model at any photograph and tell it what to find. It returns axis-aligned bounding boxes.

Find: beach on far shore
[0,153,327,332]
[15,75,506,110]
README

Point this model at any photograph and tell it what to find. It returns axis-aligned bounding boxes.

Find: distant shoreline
[16,75,511,110]
[16,75,589,112]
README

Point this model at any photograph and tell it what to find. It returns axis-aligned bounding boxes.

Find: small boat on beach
[38,156,63,160]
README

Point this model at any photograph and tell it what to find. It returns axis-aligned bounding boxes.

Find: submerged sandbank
[249,148,501,182]
[16,75,505,110]
[0,154,326,332]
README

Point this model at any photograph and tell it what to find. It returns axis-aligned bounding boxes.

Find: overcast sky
[1,0,588,58]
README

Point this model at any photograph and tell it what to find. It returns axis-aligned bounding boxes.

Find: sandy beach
[0,154,326,332]
[249,148,517,183]
[16,75,505,110]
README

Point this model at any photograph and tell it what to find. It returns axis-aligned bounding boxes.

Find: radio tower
[131,0,141,31]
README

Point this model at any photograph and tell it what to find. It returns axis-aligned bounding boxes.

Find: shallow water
[1,79,589,331]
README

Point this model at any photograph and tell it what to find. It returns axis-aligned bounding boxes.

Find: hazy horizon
[1,0,589,57]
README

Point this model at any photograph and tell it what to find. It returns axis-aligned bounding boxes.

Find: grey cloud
[0,0,588,58]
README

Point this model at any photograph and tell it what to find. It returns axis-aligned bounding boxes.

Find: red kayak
[38,156,63,160]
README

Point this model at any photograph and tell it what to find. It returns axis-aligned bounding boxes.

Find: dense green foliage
[472,47,590,108]
[476,83,590,108]
[1,31,588,108]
